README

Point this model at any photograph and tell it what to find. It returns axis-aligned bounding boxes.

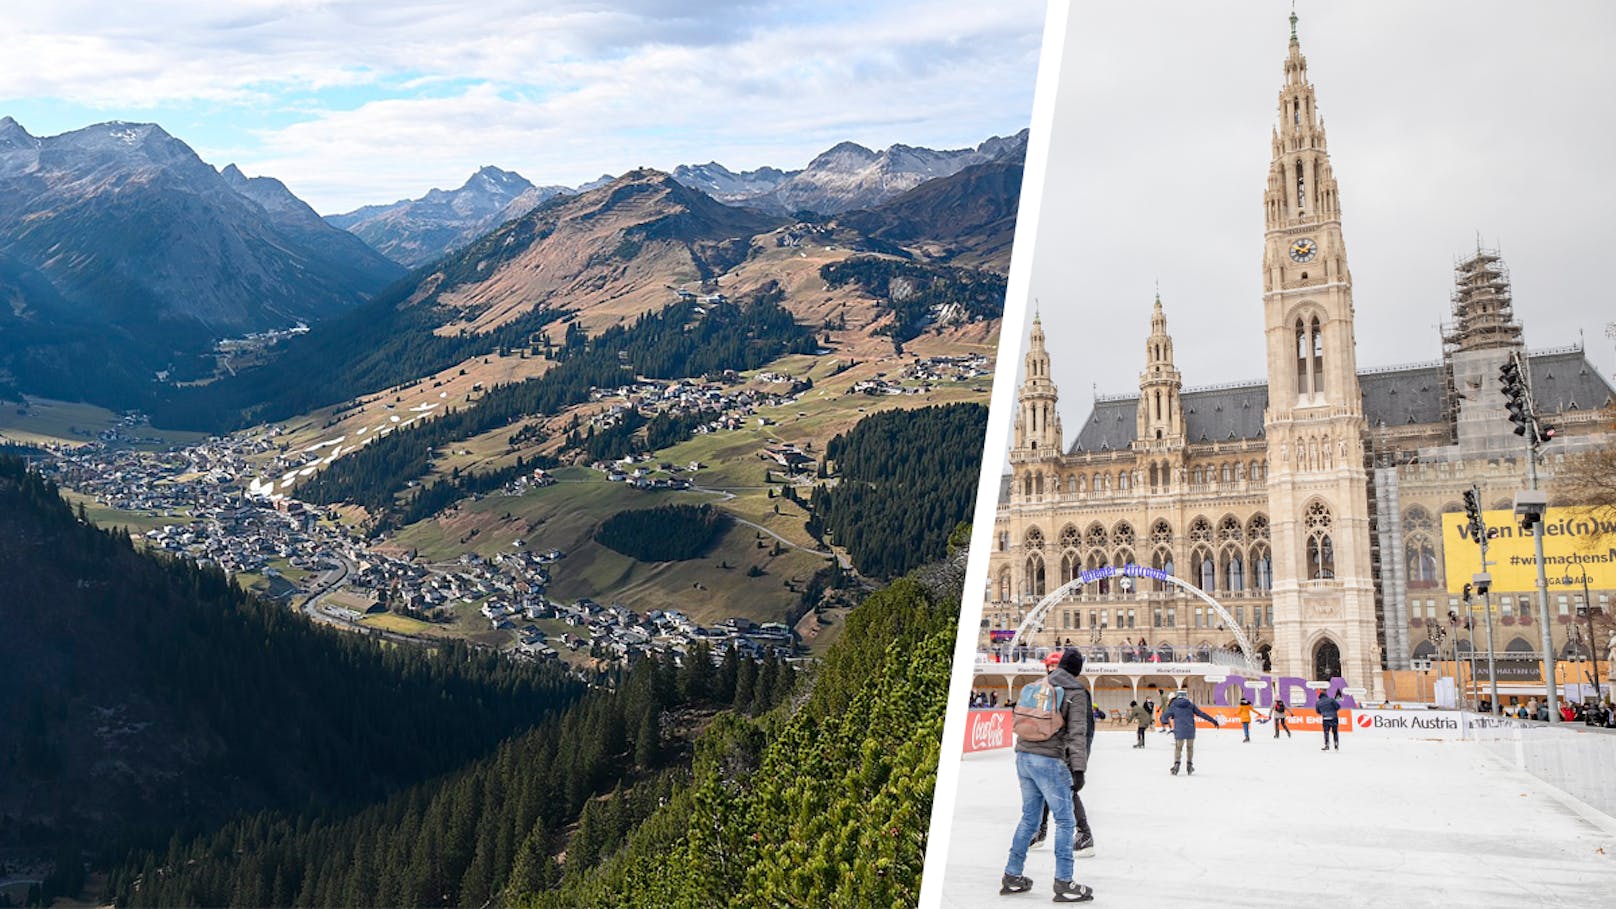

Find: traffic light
[1499,357,1531,438]
[1462,582,1473,604]
[1462,488,1482,538]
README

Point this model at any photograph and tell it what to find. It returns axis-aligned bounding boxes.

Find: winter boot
[1052,879,1095,903]
[1073,830,1095,857]
[1170,761,1180,776]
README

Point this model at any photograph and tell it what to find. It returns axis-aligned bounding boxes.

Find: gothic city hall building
[986,21,1614,699]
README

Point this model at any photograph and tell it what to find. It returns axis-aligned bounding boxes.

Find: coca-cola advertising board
[964,709,1012,753]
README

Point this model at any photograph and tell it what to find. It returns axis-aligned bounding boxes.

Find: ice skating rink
[938,727,1616,907]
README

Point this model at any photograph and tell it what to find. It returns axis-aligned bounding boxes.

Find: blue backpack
[1012,677,1067,742]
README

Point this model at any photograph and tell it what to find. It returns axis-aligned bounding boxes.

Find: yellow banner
[1441,506,1616,594]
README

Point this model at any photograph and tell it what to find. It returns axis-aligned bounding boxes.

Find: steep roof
[1066,349,1613,454]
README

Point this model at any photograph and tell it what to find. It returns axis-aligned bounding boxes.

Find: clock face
[1289,238,1318,262]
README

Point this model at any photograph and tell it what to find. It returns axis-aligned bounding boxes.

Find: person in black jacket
[1000,649,1095,903]
[1315,689,1342,750]
[1030,653,1098,857]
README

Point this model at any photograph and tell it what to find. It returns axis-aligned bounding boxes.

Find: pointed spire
[1290,3,1298,42]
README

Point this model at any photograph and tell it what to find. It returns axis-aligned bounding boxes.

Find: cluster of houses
[583,374,811,447]
[38,412,803,673]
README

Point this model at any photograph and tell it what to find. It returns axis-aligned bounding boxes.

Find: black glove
[1071,770,1085,792]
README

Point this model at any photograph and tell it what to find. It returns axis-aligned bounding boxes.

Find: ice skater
[1000,648,1095,902]
[1236,698,1265,742]
[1316,688,1342,751]
[1030,653,1097,858]
[1158,688,1220,775]
[1128,700,1151,748]
[1271,695,1292,738]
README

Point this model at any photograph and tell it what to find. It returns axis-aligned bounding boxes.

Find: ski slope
[937,726,1616,907]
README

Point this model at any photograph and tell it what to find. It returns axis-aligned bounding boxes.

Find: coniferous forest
[807,402,989,579]
[296,292,817,530]
[819,255,1006,343]
[595,503,730,561]
[0,456,580,903]
[4,447,975,907]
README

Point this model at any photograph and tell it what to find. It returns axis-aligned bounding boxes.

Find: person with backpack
[1316,689,1343,751]
[1158,688,1220,775]
[1271,694,1292,739]
[1000,648,1095,903]
[1127,700,1152,748]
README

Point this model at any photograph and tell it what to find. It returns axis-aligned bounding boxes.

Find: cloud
[3,0,1043,211]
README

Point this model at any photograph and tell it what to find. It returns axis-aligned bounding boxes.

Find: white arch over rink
[1008,563,1260,674]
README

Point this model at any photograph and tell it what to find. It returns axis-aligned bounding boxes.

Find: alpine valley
[0,116,1019,906]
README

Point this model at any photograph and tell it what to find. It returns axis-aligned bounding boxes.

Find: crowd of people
[1475,696,1616,726]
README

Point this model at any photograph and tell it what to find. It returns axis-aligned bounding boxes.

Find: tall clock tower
[1260,13,1381,697]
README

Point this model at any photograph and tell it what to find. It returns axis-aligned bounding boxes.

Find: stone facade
[985,19,1616,698]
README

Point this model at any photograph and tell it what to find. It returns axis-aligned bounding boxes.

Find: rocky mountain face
[669,161,794,204]
[737,129,1028,216]
[836,153,1025,271]
[0,117,402,403]
[327,165,573,267]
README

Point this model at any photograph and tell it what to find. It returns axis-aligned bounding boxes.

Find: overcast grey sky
[2,1,1043,212]
[1013,0,1616,438]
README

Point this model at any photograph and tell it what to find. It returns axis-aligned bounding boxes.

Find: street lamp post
[1583,574,1603,702]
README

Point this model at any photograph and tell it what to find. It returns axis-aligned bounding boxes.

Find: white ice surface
[939,728,1616,908]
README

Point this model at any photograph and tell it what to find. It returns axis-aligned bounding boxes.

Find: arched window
[1311,316,1324,395]
[1151,547,1174,591]
[1222,546,1245,593]
[1034,473,1044,496]
[1249,543,1272,592]
[1313,638,1342,681]
[1086,550,1111,595]
[1118,471,1130,491]
[1406,538,1438,588]
[1197,549,1215,591]
[1220,463,1232,484]
[1060,551,1078,586]
[1023,475,1032,498]
[1026,554,1046,598]
[1149,462,1159,489]
[1066,475,1077,495]
[1295,159,1305,213]
[1304,501,1334,579]
[1296,318,1309,395]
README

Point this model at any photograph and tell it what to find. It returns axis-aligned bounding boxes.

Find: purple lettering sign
[1212,674,1356,709]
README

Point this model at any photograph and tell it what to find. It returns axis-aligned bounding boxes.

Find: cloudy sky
[1,0,1043,213]
[1013,0,1616,439]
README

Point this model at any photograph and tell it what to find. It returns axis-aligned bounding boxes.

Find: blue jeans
[1005,751,1075,882]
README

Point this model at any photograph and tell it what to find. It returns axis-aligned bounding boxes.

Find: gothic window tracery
[1113,522,1136,549]
[1026,554,1046,597]
[1250,542,1273,591]
[1304,501,1335,579]
[1218,515,1243,543]
[1024,526,1045,550]
[1086,523,1108,549]
[1151,520,1173,546]
[1189,517,1212,544]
